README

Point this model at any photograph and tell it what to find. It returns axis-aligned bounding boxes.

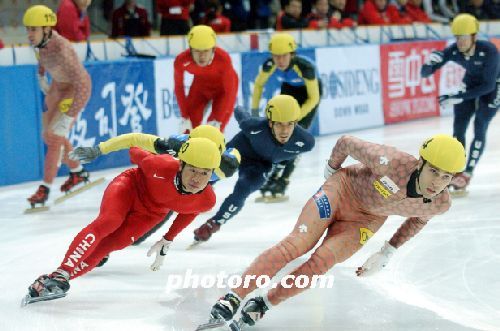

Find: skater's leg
[56,173,137,278]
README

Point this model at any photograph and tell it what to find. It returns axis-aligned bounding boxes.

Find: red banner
[381,40,447,124]
[490,37,500,50]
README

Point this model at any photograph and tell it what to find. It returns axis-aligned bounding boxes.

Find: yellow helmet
[188,25,216,50]
[451,14,479,35]
[189,124,226,154]
[23,5,57,27]
[419,134,466,173]
[268,33,297,55]
[178,137,221,169]
[265,95,300,122]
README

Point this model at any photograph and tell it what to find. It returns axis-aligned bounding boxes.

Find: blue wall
[0,65,44,186]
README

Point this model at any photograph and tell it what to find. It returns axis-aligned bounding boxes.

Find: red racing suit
[57,147,216,279]
[174,47,238,131]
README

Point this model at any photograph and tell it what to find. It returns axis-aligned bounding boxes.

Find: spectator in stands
[440,0,459,18]
[222,0,250,31]
[0,39,4,49]
[250,0,274,29]
[56,0,91,42]
[191,0,208,25]
[358,0,392,25]
[422,0,453,23]
[157,0,194,35]
[200,0,231,32]
[328,0,357,28]
[406,0,432,22]
[484,0,500,18]
[277,0,308,30]
[102,0,115,22]
[464,0,497,19]
[387,0,413,24]
[111,0,151,37]
[308,0,355,29]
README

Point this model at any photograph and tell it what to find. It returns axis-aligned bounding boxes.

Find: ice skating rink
[1,115,498,331]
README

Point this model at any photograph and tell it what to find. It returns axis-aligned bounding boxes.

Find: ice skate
[255,177,289,203]
[21,269,70,307]
[55,170,105,205]
[25,185,50,214]
[240,296,269,326]
[96,255,109,267]
[192,218,221,245]
[196,293,242,331]
[449,172,471,197]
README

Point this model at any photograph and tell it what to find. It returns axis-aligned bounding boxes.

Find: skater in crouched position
[421,14,499,195]
[193,94,315,244]
[200,134,465,329]
[23,138,220,305]
[23,5,92,209]
[69,125,240,251]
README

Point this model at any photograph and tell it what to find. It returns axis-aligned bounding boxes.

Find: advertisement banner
[67,59,157,173]
[381,40,446,123]
[316,45,384,135]
[154,54,243,141]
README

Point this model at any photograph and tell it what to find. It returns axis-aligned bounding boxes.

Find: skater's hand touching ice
[356,241,396,277]
[147,238,172,271]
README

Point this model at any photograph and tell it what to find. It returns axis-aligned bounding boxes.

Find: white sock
[70,165,83,173]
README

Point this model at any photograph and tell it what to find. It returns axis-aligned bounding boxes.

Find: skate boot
[22,269,70,306]
[259,176,276,196]
[256,176,289,203]
[211,292,241,321]
[27,185,50,208]
[240,296,269,326]
[195,293,242,330]
[449,172,471,197]
[60,169,89,193]
[193,218,221,243]
[96,255,109,267]
[268,177,289,196]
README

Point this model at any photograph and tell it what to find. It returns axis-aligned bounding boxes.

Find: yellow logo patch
[359,227,374,245]
[58,98,73,113]
[373,180,391,198]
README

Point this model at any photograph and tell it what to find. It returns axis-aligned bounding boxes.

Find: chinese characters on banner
[381,41,446,123]
[67,60,156,172]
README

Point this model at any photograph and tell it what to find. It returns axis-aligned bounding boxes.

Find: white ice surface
[1,115,499,331]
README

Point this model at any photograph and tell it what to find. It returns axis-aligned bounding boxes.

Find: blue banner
[0,65,44,185]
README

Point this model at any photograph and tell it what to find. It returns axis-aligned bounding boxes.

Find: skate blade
[195,319,225,331]
[195,318,244,331]
[255,195,289,203]
[24,206,50,214]
[21,292,67,307]
[186,240,203,250]
[450,190,468,197]
[54,177,105,205]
